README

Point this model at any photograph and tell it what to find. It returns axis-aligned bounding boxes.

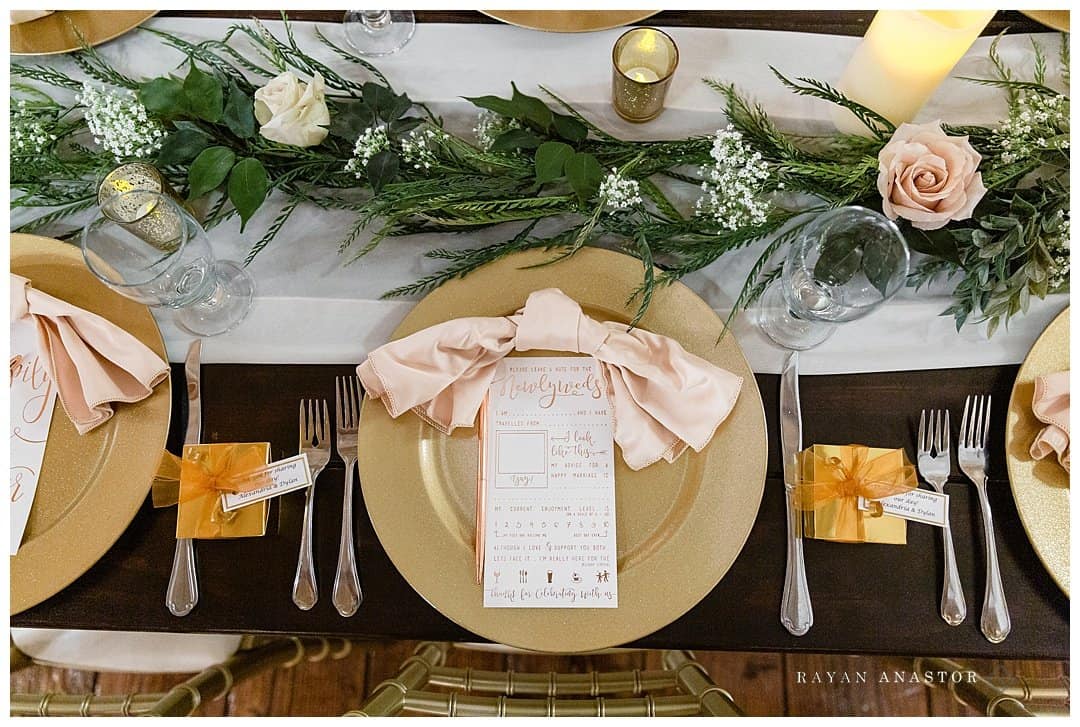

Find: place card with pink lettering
[10,317,57,554]
[482,357,618,608]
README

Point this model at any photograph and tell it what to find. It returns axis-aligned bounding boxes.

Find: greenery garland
[10,16,1069,335]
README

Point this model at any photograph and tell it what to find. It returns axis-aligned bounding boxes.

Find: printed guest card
[482,357,618,608]
[10,318,57,554]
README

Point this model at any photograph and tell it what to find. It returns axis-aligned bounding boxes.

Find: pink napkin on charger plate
[1030,370,1070,473]
[357,288,743,471]
[11,274,169,435]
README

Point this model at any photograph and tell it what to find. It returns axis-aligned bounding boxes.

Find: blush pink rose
[876,121,987,231]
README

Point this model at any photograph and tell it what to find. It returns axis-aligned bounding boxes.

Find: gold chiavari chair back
[10,635,354,717]
[350,642,744,717]
[914,658,1070,717]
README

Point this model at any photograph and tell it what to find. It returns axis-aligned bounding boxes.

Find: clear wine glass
[758,206,909,350]
[343,10,416,57]
[81,190,255,337]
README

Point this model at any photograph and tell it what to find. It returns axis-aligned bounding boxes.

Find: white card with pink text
[10,317,57,555]
[482,357,618,608]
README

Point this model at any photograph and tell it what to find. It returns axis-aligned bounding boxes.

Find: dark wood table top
[158,10,1052,37]
[12,363,1068,660]
[11,10,1067,659]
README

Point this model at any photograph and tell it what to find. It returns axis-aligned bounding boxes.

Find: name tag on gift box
[220,453,313,512]
[858,488,949,528]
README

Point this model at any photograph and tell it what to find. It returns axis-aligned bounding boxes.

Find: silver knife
[166,339,201,616]
[780,350,813,636]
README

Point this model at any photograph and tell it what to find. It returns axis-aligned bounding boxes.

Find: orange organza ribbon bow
[795,444,917,541]
[151,445,272,509]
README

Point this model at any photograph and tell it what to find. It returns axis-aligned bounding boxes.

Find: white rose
[253,71,330,148]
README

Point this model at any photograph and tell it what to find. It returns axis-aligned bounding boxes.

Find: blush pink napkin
[1030,370,1070,473]
[357,288,743,470]
[11,274,169,435]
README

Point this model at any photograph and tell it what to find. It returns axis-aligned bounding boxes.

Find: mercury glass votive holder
[611,27,679,123]
[97,163,188,251]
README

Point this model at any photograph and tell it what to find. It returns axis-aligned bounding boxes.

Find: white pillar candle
[832,10,995,135]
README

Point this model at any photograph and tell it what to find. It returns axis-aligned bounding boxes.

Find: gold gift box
[798,444,908,545]
[176,442,270,539]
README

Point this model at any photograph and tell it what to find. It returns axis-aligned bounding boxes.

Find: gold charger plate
[357,247,767,652]
[1020,10,1070,32]
[11,10,156,56]
[1005,307,1070,597]
[481,10,659,33]
[10,234,172,614]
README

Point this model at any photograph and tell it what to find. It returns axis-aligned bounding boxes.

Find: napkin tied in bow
[357,288,743,470]
[11,274,169,435]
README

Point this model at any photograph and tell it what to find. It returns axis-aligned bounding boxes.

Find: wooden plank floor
[10,641,1068,716]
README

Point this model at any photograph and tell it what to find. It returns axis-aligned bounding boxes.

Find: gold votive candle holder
[611,27,679,123]
[98,163,188,251]
[97,162,183,207]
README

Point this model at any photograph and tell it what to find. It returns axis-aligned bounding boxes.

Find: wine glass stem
[363,10,391,30]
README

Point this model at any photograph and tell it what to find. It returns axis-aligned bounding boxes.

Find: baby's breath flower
[994,90,1069,166]
[694,125,772,230]
[344,125,389,178]
[77,83,164,161]
[597,169,642,212]
[11,100,59,157]
[400,127,444,170]
[1045,210,1070,290]
[473,109,521,151]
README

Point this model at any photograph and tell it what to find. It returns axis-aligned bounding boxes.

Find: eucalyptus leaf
[366,149,400,193]
[534,141,574,184]
[813,232,862,286]
[156,128,212,167]
[463,93,518,118]
[565,151,603,204]
[222,79,256,138]
[329,103,375,140]
[490,128,541,152]
[862,236,905,296]
[511,82,553,131]
[362,82,396,120]
[227,157,269,232]
[138,76,186,116]
[552,113,587,143]
[183,62,223,123]
[187,146,235,200]
[389,116,424,136]
[385,92,412,122]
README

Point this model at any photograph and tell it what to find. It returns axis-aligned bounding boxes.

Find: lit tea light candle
[624,66,660,83]
[833,10,995,134]
[611,27,679,122]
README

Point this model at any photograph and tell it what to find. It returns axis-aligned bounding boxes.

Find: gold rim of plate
[1005,306,1070,598]
[10,234,172,615]
[1019,10,1070,33]
[11,10,157,56]
[480,10,659,32]
[357,247,767,653]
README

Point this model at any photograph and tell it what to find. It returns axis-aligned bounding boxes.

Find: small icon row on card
[492,569,611,585]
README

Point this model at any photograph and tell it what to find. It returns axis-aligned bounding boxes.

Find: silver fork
[293,399,330,611]
[958,394,1011,643]
[916,409,966,626]
[332,376,363,617]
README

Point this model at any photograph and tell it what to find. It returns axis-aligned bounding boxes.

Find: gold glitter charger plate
[480,10,658,33]
[357,247,766,652]
[11,10,156,56]
[10,234,171,614]
[1006,307,1070,597]
[1020,10,1070,32]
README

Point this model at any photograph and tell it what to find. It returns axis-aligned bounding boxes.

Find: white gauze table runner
[14,18,1068,374]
